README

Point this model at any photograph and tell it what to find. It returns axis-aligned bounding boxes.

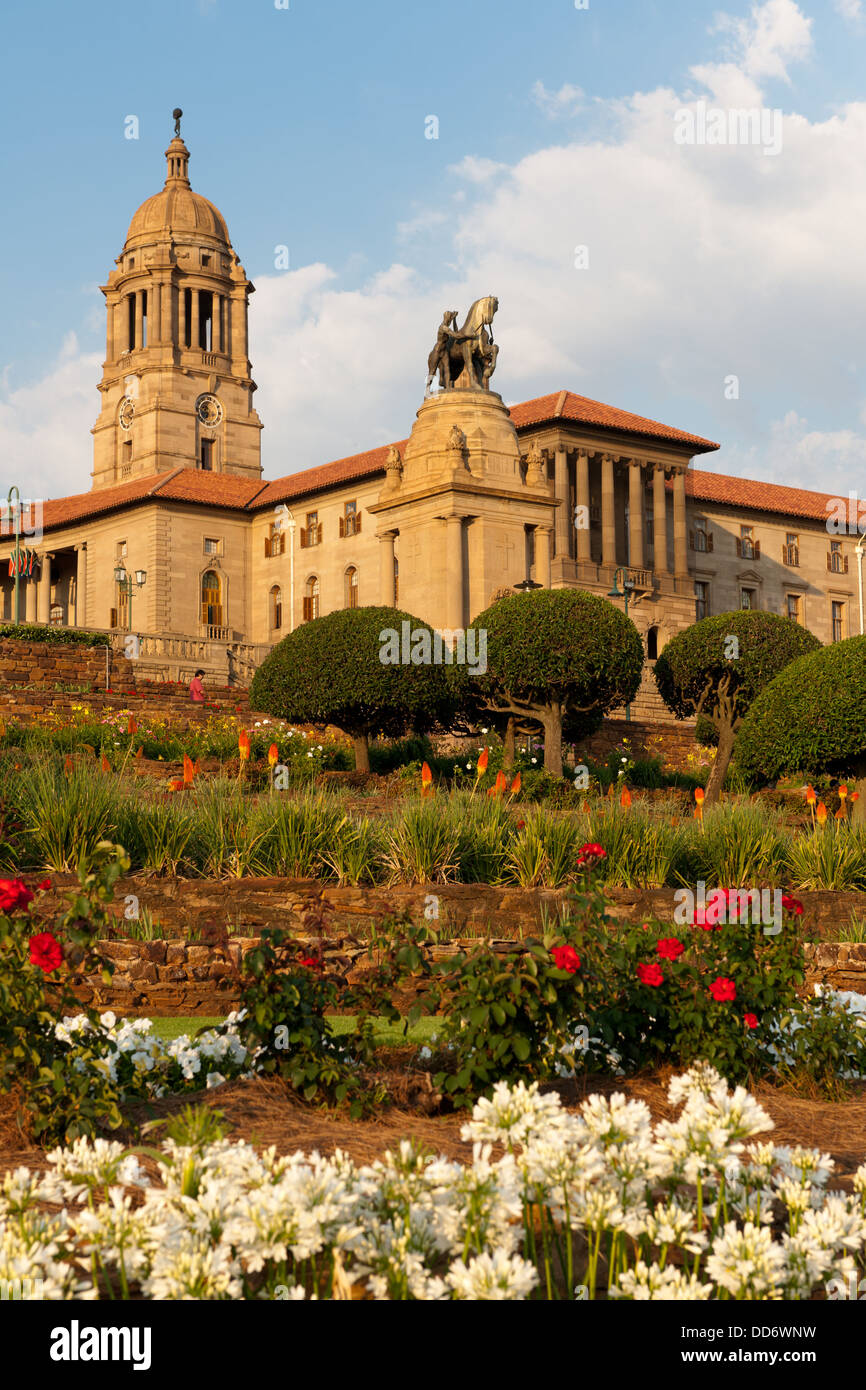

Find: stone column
[628,460,645,570]
[75,544,87,627]
[554,449,570,558]
[37,553,52,624]
[178,285,186,348]
[212,295,221,352]
[106,298,115,361]
[575,451,591,565]
[378,531,396,607]
[134,291,144,350]
[191,291,200,352]
[444,516,464,630]
[653,465,669,574]
[25,571,37,623]
[149,283,159,345]
[601,454,617,567]
[535,526,552,589]
[673,467,689,577]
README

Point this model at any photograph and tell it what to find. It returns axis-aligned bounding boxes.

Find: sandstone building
[2,123,863,715]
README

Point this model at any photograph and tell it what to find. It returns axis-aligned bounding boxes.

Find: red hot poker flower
[29,932,63,974]
[709,976,736,1003]
[637,962,664,987]
[656,937,685,961]
[551,944,581,974]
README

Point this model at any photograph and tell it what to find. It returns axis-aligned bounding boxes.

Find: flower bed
[3,1063,866,1300]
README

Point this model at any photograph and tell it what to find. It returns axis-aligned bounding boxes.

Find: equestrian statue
[425,296,499,393]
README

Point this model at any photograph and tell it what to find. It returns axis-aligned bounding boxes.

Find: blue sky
[3,0,866,497]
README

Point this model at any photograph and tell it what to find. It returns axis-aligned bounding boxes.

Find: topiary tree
[653,611,821,805]
[734,635,866,820]
[250,606,463,772]
[463,589,644,778]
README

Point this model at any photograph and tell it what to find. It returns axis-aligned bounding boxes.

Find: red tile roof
[686,469,841,525]
[508,390,719,452]
[39,470,268,530]
[258,442,409,509]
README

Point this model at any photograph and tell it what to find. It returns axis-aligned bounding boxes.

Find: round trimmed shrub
[250,606,463,771]
[466,589,644,777]
[735,635,866,818]
[653,612,820,803]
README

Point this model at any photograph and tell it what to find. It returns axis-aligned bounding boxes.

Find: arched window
[49,603,63,627]
[646,625,659,661]
[201,570,223,629]
[270,584,282,631]
[303,576,320,622]
[344,566,358,609]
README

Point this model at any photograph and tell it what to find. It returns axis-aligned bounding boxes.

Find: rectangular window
[783,533,800,567]
[693,517,708,552]
[340,500,361,538]
[828,540,848,574]
[116,540,127,559]
[301,512,321,548]
[200,439,214,471]
[203,537,220,556]
[740,587,756,610]
[265,522,285,557]
[738,525,757,560]
[832,601,845,642]
[786,594,801,624]
[695,580,709,621]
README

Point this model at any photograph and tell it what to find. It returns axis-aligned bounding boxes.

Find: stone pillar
[149,283,160,345]
[75,544,87,627]
[191,291,200,352]
[378,531,396,606]
[212,295,221,352]
[444,516,464,629]
[106,298,115,361]
[37,553,52,624]
[554,449,570,558]
[178,285,186,348]
[535,526,552,589]
[673,467,689,577]
[575,451,591,565]
[653,465,669,574]
[601,454,617,567]
[628,460,645,570]
[134,291,144,350]
[25,571,37,623]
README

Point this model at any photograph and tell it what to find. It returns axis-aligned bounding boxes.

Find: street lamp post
[113,562,147,633]
[7,486,21,625]
[856,535,865,637]
[608,567,636,723]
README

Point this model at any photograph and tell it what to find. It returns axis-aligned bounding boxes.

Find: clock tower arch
[91,111,263,490]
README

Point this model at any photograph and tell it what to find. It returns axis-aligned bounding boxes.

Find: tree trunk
[542,706,563,778]
[853,776,866,824]
[502,717,516,771]
[353,734,370,773]
[704,721,735,805]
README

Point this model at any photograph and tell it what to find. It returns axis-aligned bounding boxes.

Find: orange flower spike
[509,771,522,797]
[193,758,201,774]
[694,787,705,806]
[420,761,434,797]
[183,753,195,785]
[169,778,185,792]
[805,785,816,806]
[852,792,861,803]
[476,747,489,775]
[63,755,73,776]
[620,786,632,811]
[101,754,111,773]
[238,729,251,762]
[134,746,144,759]
[268,743,279,768]
[839,784,849,801]
[492,770,507,798]
[127,715,138,736]
[816,801,828,826]
[835,806,847,820]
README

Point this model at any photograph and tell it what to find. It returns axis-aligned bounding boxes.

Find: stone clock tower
[91,112,263,490]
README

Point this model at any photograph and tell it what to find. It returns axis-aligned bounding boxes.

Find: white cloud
[531,81,584,119]
[447,155,508,183]
[834,0,862,20]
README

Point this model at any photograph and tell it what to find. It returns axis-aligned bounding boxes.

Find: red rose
[709,976,736,1003]
[743,1013,759,1029]
[656,937,684,961]
[298,955,323,972]
[690,901,724,930]
[637,962,664,987]
[29,932,63,974]
[577,842,607,870]
[37,878,51,892]
[0,879,34,914]
[551,944,581,974]
[781,894,804,916]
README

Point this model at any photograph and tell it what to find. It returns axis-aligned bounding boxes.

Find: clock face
[118,397,135,431]
[196,394,223,427]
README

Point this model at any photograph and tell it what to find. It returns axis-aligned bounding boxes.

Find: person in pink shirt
[189,669,205,703]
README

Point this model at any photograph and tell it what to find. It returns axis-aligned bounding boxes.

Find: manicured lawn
[148,1014,442,1046]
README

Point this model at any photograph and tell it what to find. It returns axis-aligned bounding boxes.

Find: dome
[123,136,231,249]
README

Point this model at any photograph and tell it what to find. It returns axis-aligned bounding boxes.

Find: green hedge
[0,623,110,648]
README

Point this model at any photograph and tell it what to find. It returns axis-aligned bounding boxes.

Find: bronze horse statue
[426,296,499,392]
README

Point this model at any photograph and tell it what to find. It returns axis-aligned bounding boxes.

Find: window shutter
[300,528,307,549]
[827,552,832,572]
[316,523,323,545]
[735,538,742,558]
[264,536,270,557]
[754,540,761,559]
[845,554,850,574]
[356,513,362,533]
[110,608,118,629]
[302,596,312,621]
[280,533,286,554]
[689,531,695,549]
[339,516,345,538]
[707,533,713,552]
